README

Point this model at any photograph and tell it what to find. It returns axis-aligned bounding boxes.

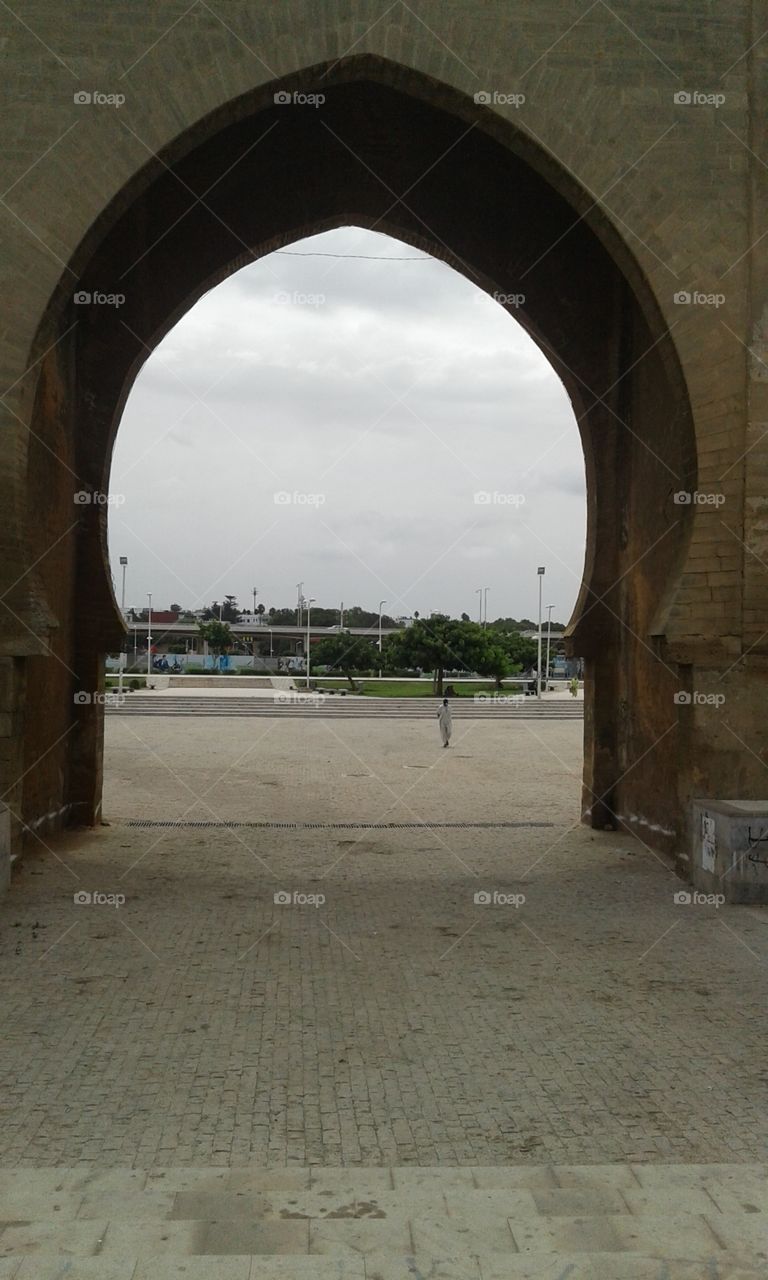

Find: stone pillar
[0,657,25,862]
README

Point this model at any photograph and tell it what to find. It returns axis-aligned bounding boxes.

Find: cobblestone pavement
[1,716,766,1168]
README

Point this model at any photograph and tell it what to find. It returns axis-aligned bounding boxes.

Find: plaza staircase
[106,694,584,719]
[0,1162,764,1276]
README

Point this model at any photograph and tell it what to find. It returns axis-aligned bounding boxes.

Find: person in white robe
[437,697,452,748]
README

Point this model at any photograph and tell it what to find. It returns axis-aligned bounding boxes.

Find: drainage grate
[125,819,555,830]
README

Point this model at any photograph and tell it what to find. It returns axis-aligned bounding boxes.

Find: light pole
[378,599,387,678]
[252,586,258,616]
[536,567,545,699]
[545,604,555,693]
[483,586,490,627]
[118,556,128,698]
[297,582,304,628]
[119,556,128,613]
[305,597,315,689]
[146,592,153,680]
[340,600,344,630]
[475,586,482,623]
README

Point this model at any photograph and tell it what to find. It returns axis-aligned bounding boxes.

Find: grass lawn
[314,678,531,698]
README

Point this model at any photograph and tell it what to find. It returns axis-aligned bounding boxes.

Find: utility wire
[274,251,432,261]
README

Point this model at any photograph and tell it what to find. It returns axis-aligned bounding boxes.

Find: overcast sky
[108,226,586,624]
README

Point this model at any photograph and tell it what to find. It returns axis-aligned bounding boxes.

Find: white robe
[437,703,452,745]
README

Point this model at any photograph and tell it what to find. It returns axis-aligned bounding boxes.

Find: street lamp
[305,597,315,689]
[536,568,545,699]
[119,556,128,613]
[118,557,128,698]
[146,592,153,680]
[483,586,490,628]
[475,586,482,623]
[545,603,555,692]
[252,586,258,616]
[378,599,387,678]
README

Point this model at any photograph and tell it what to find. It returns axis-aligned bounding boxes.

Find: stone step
[106,699,583,718]
[2,1257,766,1278]
[0,1165,764,1273]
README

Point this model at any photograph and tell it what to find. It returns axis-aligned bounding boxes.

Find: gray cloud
[109,227,586,623]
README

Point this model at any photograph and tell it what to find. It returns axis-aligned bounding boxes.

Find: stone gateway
[0,3,765,870]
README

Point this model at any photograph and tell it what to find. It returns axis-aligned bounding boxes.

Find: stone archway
[16,58,702,856]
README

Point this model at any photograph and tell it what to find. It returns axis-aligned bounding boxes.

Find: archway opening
[101,224,587,828]
[22,61,696,854]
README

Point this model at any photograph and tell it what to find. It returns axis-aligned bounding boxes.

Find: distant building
[147,609,180,625]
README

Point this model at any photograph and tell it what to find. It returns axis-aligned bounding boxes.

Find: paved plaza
[2,714,768,1272]
[1,714,765,1172]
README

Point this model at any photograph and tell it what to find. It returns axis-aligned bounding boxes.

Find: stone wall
[0,1,765,861]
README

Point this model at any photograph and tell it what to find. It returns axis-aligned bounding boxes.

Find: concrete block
[691,800,768,903]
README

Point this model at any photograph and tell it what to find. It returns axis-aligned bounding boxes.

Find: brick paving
[0,716,766,1168]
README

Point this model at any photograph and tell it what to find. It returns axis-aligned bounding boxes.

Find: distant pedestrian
[437,697,453,748]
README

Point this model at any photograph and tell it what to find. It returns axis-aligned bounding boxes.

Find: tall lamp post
[536,567,545,699]
[146,592,153,680]
[545,603,555,693]
[119,556,128,613]
[483,586,490,628]
[475,586,482,623]
[378,599,387,678]
[305,597,315,689]
[118,556,128,698]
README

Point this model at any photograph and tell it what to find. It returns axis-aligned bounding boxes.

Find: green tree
[202,598,240,623]
[198,619,233,668]
[312,632,378,688]
[383,617,495,696]
[475,642,512,689]
[497,629,538,670]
